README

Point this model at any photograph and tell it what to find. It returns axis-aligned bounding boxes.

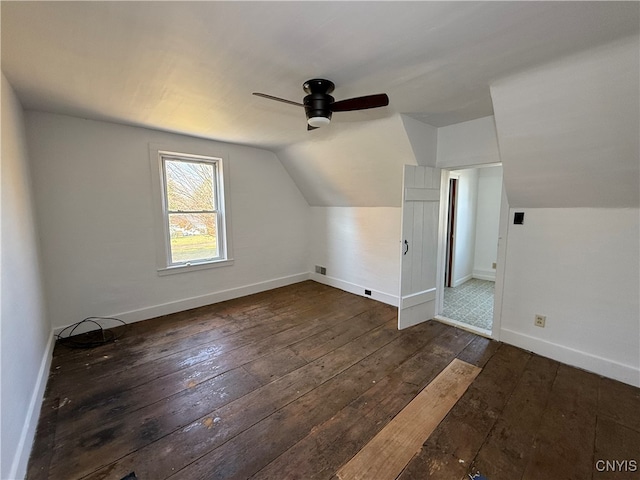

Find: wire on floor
[56,316,127,348]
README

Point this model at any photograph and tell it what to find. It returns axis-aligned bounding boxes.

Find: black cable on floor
[56,316,127,348]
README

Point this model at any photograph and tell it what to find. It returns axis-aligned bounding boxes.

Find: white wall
[487,37,640,386]
[451,168,479,286]
[276,114,417,207]
[435,50,639,387]
[400,115,438,167]
[1,75,51,479]
[500,208,639,387]
[473,166,502,281]
[300,115,436,307]
[309,207,401,306]
[437,115,501,169]
[25,112,310,330]
[491,35,639,208]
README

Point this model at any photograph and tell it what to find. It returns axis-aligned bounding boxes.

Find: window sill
[157,258,234,276]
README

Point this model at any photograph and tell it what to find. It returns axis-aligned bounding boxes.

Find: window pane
[168,213,219,263]
[165,160,216,212]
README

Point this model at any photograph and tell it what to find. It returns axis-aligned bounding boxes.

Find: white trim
[452,273,473,288]
[160,154,225,265]
[435,166,508,342]
[472,270,496,281]
[53,273,309,335]
[310,273,399,307]
[148,144,234,274]
[500,328,640,388]
[157,258,234,276]
[9,330,55,480]
[435,170,450,321]
[401,288,436,309]
[490,182,510,341]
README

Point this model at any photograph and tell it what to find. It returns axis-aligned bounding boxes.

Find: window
[151,148,232,274]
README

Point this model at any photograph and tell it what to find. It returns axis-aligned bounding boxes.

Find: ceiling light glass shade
[308,116,331,128]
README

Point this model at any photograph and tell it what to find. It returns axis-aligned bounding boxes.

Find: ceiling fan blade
[307,124,319,131]
[331,93,389,112]
[253,92,304,107]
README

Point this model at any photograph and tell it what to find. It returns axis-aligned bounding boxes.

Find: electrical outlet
[534,314,546,328]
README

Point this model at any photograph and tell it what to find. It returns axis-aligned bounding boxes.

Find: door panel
[398,165,441,329]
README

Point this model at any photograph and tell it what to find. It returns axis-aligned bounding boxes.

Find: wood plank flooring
[26,281,640,480]
[336,359,481,480]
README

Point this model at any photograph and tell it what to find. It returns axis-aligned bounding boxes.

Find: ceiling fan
[253,79,389,130]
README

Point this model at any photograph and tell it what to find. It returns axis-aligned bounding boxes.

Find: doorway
[437,165,503,335]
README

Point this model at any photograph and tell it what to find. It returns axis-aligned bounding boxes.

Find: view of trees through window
[164,158,219,264]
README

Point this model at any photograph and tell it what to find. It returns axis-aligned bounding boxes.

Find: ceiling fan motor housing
[304,92,334,123]
[303,79,335,124]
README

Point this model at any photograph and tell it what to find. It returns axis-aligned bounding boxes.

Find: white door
[398,165,441,329]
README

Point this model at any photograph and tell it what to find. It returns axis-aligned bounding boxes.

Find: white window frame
[149,145,233,275]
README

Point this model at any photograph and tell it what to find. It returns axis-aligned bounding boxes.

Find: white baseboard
[500,328,640,388]
[472,269,496,282]
[452,274,473,288]
[53,272,310,335]
[9,330,55,480]
[310,273,399,307]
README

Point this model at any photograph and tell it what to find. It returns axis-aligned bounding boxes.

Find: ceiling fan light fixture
[253,78,389,130]
[307,116,331,128]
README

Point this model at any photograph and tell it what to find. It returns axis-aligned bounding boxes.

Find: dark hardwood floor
[27,281,639,480]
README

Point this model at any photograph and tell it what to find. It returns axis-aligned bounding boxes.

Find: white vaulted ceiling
[2,1,638,149]
[276,114,437,207]
[2,2,639,207]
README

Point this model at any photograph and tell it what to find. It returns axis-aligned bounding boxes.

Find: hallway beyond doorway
[443,278,494,331]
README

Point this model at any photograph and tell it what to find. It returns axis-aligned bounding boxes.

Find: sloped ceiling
[1,2,639,208]
[491,35,640,208]
[2,2,638,150]
[276,114,436,207]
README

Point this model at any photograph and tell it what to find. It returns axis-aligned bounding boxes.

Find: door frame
[444,174,459,288]
[434,164,509,341]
